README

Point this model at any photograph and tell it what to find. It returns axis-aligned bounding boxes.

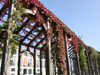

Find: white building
[9,49,46,75]
[0,47,58,75]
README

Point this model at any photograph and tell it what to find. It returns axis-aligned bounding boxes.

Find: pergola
[0,0,99,75]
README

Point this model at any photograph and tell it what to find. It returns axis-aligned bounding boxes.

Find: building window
[23,52,27,56]
[23,57,27,66]
[37,55,40,58]
[28,58,32,67]
[11,68,15,71]
[28,69,32,74]
[36,60,40,68]
[10,56,15,65]
[11,74,15,75]
[23,69,27,74]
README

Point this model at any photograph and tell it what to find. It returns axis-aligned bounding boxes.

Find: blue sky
[39,0,100,51]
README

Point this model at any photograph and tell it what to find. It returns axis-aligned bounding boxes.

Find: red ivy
[55,25,66,75]
[17,0,75,35]
[71,35,79,53]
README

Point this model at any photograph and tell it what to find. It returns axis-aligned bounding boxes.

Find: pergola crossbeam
[20,22,39,43]
[15,19,29,34]
[34,38,45,48]
[28,29,43,46]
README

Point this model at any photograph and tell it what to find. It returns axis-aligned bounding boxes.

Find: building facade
[9,49,46,75]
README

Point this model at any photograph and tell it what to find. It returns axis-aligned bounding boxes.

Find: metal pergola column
[17,44,21,75]
[40,49,42,75]
[73,58,77,75]
[53,59,56,75]
[93,56,98,75]
[85,51,91,75]
[46,20,52,75]
[91,55,95,75]
[34,48,36,75]
[64,33,71,75]
[76,53,81,75]
[0,0,13,75]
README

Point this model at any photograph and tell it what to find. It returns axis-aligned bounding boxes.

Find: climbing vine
[0,0,26,57]
[55,25,66,75]
[86,46,100,74]
[78,41,87,75]
[71,35,79,53]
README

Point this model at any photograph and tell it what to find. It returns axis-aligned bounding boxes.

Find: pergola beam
[34,38,45,48]
[25,9,37,15]
[28,29,43,46]
[43,23,47,31]
[68,47,73,52]
[69,53,74,58]
[15,19,29,34]
[20,22,39,43]
[69,50,73,55]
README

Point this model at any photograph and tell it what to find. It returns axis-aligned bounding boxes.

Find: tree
[0,0,26,74]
